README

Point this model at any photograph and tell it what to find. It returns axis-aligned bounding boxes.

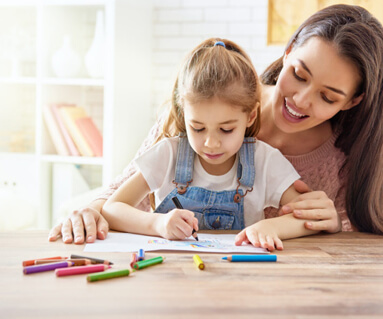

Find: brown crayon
[35,259,91,266]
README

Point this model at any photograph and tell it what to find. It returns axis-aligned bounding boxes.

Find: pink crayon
[55,264,110,277]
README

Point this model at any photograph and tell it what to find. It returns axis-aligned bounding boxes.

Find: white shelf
[41,154,104,165]
[42,78,105,86]
[0,0,153,229]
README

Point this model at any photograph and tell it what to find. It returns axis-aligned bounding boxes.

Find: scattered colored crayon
[70,254,114,265]
[23,261,74,274]
[130,252,138,268]
[222,255,277,262]
[171,196,199,241]
[35,259,91,266]
[22,256,67,267]
[133,256,165,270]
[137,249,145,261]
[193,254,205,270]
[87,268,132,282]
[56,264,110,277]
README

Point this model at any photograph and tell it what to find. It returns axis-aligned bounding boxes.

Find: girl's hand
[155,209,199,240]
[280,180,341,233]
[234,220,284,251]
[48,201,109,244]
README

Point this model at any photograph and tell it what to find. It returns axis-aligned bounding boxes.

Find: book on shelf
[42,104,70,156]
[76,117,103,157]
[59,105,95,157]
[50,104,80,156]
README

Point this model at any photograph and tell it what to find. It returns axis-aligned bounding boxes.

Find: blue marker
[222,255,277,262]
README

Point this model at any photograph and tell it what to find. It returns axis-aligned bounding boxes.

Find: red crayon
[130,252,138,268]
[56,264,110,277]
[22,256,67,267]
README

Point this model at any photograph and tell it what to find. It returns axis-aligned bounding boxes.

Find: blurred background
[0,0,381,231]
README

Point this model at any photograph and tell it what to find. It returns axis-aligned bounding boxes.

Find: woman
[49,4,383,244]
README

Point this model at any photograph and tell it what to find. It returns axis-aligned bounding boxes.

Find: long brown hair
[155,38,261,143]
[261,4,383,234]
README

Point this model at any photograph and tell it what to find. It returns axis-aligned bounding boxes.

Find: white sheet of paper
[84,232,268,254]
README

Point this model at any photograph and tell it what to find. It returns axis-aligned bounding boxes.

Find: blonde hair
[156,38,261,143]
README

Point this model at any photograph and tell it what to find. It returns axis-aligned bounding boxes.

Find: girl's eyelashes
[190,126,233,133]
[191,126,204,132]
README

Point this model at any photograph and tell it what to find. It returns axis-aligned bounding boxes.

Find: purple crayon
[23,261,74,274]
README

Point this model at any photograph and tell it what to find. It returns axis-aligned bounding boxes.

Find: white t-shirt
[134,137,300,226]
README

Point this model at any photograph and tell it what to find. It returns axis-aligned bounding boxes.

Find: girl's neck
[198,154,236,176]
[258,85,333,156]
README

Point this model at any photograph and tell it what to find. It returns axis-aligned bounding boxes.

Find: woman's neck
[258,85,333,156]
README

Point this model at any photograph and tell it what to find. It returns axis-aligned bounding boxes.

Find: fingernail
[294,210,302,216]
[306,222,312,228]
[75,236,82,242]
[87,235,93,242]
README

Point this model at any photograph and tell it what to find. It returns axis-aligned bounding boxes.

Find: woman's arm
[280,180,342,233]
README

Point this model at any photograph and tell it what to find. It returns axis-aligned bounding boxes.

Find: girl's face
[183,97,256,176]
[272,37,363,134]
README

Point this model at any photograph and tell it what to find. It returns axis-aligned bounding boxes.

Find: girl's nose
[204,134,220,148]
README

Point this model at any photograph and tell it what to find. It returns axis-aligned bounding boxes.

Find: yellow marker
[193,254,205,270]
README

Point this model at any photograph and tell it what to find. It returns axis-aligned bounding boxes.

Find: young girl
[102,39,317,251]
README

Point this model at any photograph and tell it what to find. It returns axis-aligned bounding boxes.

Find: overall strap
[173,135,194,194]
[237,137,256,188]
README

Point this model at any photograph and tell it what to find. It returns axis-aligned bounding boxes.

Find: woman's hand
[154,209,198,240]
[48,199,109,244]
[235,220,283,251]
[280,180,341,233]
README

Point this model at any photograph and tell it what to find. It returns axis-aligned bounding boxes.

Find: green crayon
[133,256,165,270]
[87,268,132,282]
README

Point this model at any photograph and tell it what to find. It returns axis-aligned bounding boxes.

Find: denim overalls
[154,136,255,230]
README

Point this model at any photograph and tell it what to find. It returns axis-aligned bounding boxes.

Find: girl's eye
[221,128,233,133]
[192,127,204,132]
[321,93,335,104]
[293,69,305,82]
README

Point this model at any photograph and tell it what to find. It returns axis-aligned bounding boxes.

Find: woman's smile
[282,99,309,123]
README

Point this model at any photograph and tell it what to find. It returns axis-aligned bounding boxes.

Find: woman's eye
[321,93,335,104]
[221,128,233,133]
[293,69,305,82]
[192,127,204,132]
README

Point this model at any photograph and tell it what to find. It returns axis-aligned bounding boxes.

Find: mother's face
[271,37,363,134]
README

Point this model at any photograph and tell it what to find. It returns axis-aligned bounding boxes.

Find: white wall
[150,0,284,114]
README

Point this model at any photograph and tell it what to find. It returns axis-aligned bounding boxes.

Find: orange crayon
[22,256,67,267]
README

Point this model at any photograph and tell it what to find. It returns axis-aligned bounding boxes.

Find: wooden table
[1,231,383,318]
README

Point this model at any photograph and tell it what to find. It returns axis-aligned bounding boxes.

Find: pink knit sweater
[97,119,353,232]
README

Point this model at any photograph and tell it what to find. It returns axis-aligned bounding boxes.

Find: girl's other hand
[48,201,109,244]
[234,220,283,252]
[155,209,198,240]
[281,180,341,233]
